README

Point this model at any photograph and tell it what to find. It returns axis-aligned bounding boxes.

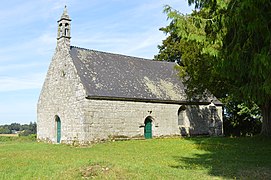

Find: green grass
[0,136,271,179]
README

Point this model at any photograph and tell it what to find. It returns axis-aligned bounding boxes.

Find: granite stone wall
[79,99,223,143]
[37,38,87,143]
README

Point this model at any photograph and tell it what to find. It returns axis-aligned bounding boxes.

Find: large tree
[158,0,271,136]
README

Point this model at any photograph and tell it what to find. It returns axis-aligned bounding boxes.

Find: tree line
[0,122,37,136]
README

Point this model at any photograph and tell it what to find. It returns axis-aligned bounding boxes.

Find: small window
[58,23,63,37]
[64,28,69,36]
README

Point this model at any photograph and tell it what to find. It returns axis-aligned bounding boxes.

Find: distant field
[0,134,18,137]
[0,136,271,179]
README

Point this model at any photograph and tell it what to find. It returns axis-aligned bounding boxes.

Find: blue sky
[0,0,193,125]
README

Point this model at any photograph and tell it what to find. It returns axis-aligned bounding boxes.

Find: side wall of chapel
[79,99,223,143]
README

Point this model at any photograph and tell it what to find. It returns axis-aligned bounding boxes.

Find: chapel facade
[37,7,223,144]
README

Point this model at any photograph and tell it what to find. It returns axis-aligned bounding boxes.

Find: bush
[222,98,262,137]
[19,130,33,136]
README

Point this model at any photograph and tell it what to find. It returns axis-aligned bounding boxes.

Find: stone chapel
[37,7,223,144]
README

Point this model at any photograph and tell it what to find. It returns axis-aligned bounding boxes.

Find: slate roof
[70,46,222,105]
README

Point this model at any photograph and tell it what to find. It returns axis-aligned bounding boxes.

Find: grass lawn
[0,136,271,179]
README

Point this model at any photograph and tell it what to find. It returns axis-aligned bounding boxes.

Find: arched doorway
[55,116,61,143]
[177,105,189,136]
[178,105,186,126]
[144,116,153,139]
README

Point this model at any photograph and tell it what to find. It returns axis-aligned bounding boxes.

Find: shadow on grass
[171,137,271,179]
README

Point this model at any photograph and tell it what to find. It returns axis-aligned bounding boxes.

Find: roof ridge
[70,45,90,51]
[70,45,175,64]
[71,45,151,60]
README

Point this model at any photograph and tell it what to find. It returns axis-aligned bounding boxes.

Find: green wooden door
[144,118,152,139]
[56,117,61,143]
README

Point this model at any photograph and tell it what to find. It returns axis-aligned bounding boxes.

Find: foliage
[0,122,37,136]
[222,96,262,136]
[157,0,271,136]
[155,4,228,98]
[8,123,21,131]
[0,138,271,179]
[221,0,271,105]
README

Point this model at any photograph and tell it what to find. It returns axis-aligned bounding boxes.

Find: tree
[158,0,271,136]
[0,127,11,134]
[9,123,21,131]
[154,19,182,63]
[29,122,37,134]
[221,0,271,136]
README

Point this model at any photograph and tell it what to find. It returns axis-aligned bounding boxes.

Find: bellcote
[57,6,71,45]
